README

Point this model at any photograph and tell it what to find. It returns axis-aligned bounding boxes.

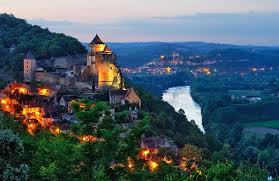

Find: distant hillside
[0,13,86,73]
[92,42,279,68]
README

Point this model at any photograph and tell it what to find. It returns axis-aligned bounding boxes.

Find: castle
[1,35,141,135]
[23,35,124,90]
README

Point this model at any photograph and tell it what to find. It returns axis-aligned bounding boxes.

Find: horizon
[1,0,279,46]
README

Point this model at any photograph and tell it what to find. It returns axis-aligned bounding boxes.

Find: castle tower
[23,51,37,82]
[87,35,124,90]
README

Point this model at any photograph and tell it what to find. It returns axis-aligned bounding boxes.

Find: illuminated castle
[85,35,124,90]
[23,35,124,91]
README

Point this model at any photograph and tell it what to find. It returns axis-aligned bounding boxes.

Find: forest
[191,72,279,176]
[1,13,279,180]
[0,88,275,180]
[0,14,86,74]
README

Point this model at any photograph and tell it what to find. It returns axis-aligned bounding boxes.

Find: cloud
[28,12,279,45]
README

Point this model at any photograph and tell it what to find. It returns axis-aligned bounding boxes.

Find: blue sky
[1,0,279,45]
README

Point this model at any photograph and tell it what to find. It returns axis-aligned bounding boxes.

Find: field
[242,120,279,129]
[228,90,262,97]
[242,120,279,136]
[250,120,279,129]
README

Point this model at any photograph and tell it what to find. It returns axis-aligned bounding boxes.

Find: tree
[0,128,29,180]
[180,144,203,164]
[39,162,58,181]
[235,163,268,181]
[2,164,29,181]
[206,161,235,181]
[0,129,24,167]
[31,134,79,180]
[91,165,110,181]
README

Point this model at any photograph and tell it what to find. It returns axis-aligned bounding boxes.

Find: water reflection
[162,86,204,132]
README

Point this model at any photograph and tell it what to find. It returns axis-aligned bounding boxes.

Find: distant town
[122,51,278,78]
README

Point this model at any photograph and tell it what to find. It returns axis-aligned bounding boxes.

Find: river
[162,86,204,132]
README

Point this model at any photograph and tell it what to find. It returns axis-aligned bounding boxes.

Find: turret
[23,51,37,82]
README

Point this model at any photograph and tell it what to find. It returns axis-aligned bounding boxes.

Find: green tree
[235,163,268,181]
[206,161,235,181]
[0,128,29,180]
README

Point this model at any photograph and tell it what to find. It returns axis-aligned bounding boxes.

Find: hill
[0,13,86,74]
[99,42,279,68]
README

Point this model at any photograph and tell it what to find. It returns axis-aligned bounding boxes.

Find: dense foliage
[191,73,279,175]
[0,13,86,74]
[0,86,275,180]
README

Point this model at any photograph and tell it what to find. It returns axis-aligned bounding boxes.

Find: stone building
[23,35,124,91]
[82,35,124,90]
[23,51,37,82]
[109,88,141,107]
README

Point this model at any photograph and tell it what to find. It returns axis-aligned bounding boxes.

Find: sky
[1,0,279,45]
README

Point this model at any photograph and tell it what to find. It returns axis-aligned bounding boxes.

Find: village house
[141,136,178,152]
[1,34,142,136]
[109,88,141,120]
[109,88,141,107]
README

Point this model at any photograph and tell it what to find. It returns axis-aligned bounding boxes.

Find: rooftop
[90,34,104,45]
[25,50,35,59]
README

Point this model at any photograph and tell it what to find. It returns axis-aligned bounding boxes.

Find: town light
[55,128,60,134]
[148,160,159,171]
[38,88,50,96]
[27,123,36,135]
[163,156,173,164]
[1,99,7,104]
[19,88,27,94]
[141,149,150,159]
[127,157,134,170]
[80,135,98,142]
[165,67,172,73]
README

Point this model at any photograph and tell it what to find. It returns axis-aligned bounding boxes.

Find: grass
[243,120,279,129]
[228,90,262,97]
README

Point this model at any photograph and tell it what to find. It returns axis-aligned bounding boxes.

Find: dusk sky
[1,0,279,45]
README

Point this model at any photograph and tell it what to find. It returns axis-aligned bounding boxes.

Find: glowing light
[1,99,7,104]
[251,67,257,72]
[50,126,61,135]
[18,88,27,94]
[141,149,150,159]
[93,44,106,53]
[55,128,60,134]
[179,161,187,171]
[80,135,98,142]
[127,157,134,170]
[202,67,211,75]
[165,67,172,73]
[163,156,173,164]
[148,160,159,171]
[38,88,50,96]
[27,123,36,135]
[196,169,202,175]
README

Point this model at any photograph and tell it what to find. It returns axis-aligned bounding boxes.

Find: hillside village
[1,34,189,168]
[0,35,142,135]
[0,35,204,174]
